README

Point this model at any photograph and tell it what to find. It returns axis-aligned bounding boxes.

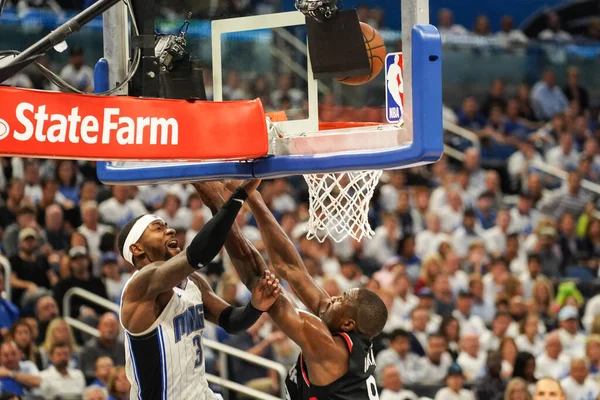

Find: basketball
[336,22,386,86]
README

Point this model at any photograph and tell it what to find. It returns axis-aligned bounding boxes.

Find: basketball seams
[336,22,385,85]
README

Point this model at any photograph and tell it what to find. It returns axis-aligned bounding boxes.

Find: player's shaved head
[353,288,388,339]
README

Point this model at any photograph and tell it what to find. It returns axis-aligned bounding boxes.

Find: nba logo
[385,53,404,123]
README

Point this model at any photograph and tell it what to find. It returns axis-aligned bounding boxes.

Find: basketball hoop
[304,170,383,243]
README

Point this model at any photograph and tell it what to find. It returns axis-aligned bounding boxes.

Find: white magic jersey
[120,271,217,400]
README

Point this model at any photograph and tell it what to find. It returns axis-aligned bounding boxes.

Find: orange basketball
[337,22,386,86]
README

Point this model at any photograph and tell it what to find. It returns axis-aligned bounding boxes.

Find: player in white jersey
[117,180,281,400]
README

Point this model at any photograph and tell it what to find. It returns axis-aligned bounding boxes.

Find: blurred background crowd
[1,0,600,399]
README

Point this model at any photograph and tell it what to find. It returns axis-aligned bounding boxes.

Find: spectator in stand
[457,333,487,381]
[469,274,495,323]
[375,329,422,385]
[23,160,42,206]
[563,67,590,113]
[474,352,506,400]
[9,228,57,310]
[38,318,79,370]
[101,253,129,305]
[479,311,513,352]
[523,173,544,207]
[42,204,70,254]
[583,293,600,333]
[106,366,130,400]
[3,204,39,259]
[57,46,94,93]
[91,356,114,388]
[463,148,486,199]
[405,307,431,355]
[37,343,86,400]
[396,235,421,282]
[78,201,113,271]
[445,251,469,297]
[504,99,535,142]
[53,246,108,318]
[513,351,538,394]
[535,332,571,380]
[0,179,26,230]
[495,15,529,48]
[0,341,40,397]
[379,365,419,400]
[79,313,124,381]
[557,306,586,359]
[483,257,509,305]
[421,334,453,384]
[379,171,406,212]
[155,193,191,230]
[55,160,80,206]
[532,378,566,399]
[366,213,400,266]
[457,97,488,133]
[510,195,540,238]
[440,315,461,360]
[415,212,446,259]
[481,79,507,117]
[434,363,475,400]
[587,335,600,380]
[504,378,530,400]
[34,296,59,346]
[433,274,455,315]
[98,185,147,228]
[453,290,487,336]
[436,8,469,36]
[483,208,512,258]
[9,320,39,368]
[530,70,569,121]
[390,273,419,322]
[560,358,598,400]
[473,15,492,37]
[515,84,536,122]
[271,74,305,109]
[538,12,572,42]
[538,172,589,218]
[84,385,109,400]
[546,132,581,171]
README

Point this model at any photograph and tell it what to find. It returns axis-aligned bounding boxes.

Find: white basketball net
[304,170,383,243]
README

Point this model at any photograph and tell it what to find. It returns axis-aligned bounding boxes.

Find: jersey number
[366,375,379,400]
[192,335,203,368]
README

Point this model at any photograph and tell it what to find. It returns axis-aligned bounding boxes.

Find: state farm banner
[0,86,268,161]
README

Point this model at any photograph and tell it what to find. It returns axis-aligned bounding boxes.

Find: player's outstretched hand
[224,179,261,196]
[251,270,281,312]
[295,0,338,22]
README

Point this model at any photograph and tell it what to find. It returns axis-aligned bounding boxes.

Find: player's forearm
[248,192,330,314]
[246,192,305,279]
[196,186,266,288]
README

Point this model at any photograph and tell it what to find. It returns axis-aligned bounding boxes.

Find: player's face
[320,289,358,333]
[140,220,180,263]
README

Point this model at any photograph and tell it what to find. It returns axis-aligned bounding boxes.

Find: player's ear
[130,243,145,259]
[340,318,355,332]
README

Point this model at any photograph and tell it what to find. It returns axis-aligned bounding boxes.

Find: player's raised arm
[246,187,331,315]
[120,180,259,333]
[195,181,344,362]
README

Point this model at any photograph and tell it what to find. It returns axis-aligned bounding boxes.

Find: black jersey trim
[127,328,166,400]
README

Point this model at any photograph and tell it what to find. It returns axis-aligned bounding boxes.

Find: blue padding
[94,58,109,93]
[96,161,254,184]
[96,24,443,184]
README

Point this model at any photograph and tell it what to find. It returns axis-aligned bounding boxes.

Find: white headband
[123,214,164,265]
